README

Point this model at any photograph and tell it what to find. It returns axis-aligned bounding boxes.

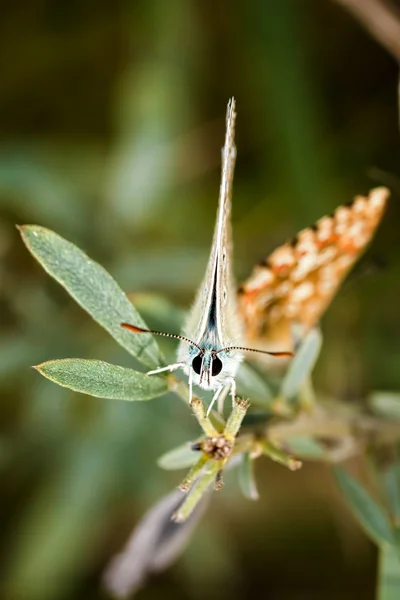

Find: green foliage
[235,362,273,408]
[334,465,400,600]
[19,225,163,369]
[280,327,322,401]
[15,137,400,600]
[334,467,397,548]
[158,442,199,471]
[1,2,400,598]
[378,546,400,600]
[35,359,168,401]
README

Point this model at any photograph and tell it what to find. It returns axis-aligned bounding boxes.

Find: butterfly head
[120,323,292,394]
[183,341,242,391]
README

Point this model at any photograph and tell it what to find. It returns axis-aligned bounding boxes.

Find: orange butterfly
[238,186,388,353]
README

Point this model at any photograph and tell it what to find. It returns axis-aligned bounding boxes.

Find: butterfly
[121,98,389,414]
[238,185,389,354]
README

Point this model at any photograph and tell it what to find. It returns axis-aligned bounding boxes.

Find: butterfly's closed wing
[238,187,389,353]
[180,98,242,348]
[122,100,292,413]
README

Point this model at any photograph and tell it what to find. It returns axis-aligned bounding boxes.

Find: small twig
[173,461,221,522]
[266,401,400,462]
[190,397,220,437]
[179,455,208,492]
[225,398,250,440]
[260,440,302,471]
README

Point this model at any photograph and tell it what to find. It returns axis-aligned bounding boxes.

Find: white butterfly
[122,99,290,414]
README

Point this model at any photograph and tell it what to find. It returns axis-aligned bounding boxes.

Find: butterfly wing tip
[370,186,390,206]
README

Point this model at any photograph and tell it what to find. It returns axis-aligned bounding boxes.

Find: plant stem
[225,399,250,440]
[190,397,219,437]
[260,440,302,471]
[173,461,221,522]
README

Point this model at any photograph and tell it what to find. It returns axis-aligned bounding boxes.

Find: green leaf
[378,545,400,600]
[238,452,259,500]
[236,362,273,408]
[158,442,199,471]
[283,435,326,460]
[382,460,400,524]
[334,467,395,547]
[280,327,322,400]
[35,359,168,401]
[19,225,162,369]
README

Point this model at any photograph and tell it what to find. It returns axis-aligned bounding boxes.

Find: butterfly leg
[227,377,236,408]
[188,368,193,405]
[213,378,237,416]
[146,363,185,376]
[206,385,225,417]
[217,385,230,414]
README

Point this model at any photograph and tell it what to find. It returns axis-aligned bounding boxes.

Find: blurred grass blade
[158,442,199,471]
[19,225,162,369]
[280,328,322,401]
[251,0,331,222]
[378,545,400,600]
[107,1,197,227]
[238,452,259,501]
[104,489,208,598]
[382,459,400,524]
[35,359,168,401]
[334,467,395,547]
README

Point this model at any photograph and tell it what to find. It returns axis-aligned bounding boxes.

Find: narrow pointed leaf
[334,467,395,547]
[238,452,259,500]
[382,460,400,524]
[378,545,400,600]
[19,225,162,369]
[236,362,273,408]
[35,359,168,401]
[158,442,199,471]
[281,327,322,400]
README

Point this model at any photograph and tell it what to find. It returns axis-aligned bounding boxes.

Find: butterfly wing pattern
[238,187,389,353]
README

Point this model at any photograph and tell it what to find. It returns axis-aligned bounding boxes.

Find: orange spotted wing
[238,187,389,352]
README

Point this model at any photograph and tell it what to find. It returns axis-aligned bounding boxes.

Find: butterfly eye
[211,356,223,376]
[192,354,203,375]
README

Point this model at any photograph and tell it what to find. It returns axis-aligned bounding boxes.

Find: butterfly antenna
[214,345,293,358]
[120,323,203,353]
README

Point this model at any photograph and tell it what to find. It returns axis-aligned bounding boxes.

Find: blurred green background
[1,1,400,599]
